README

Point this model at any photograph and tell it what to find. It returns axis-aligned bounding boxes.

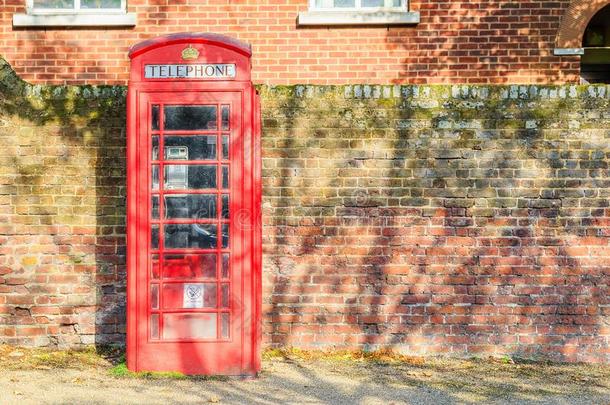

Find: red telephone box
[126,33,261,376]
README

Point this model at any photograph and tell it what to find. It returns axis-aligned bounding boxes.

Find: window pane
[151,225,159,250]
[163,254,216,279]
[221,194,229,219]
[165,224,217,249]
[150,314,159,340]
[164,105,217,130]
[164,136,217,161]
[151,105,160,130]
[222,165,229,189]
[152,195,159,219]
[151,255,160,279]
[221,105,230,131]
[33,0,74,9]
[164,165,216,190]
[222,135,229,159]
[221,313,229,339]
[221,224,229,248]
[163,313,217,340]
[165,194,217,219]
[151,284,159,310]
[152,136,159,160]
[162,283,217,309]
[221,284,229,308]
[152,165,159,190]
[333,0,355,7]
[362,0,384,6]
[81,0,122,8]
[221,254,229,279]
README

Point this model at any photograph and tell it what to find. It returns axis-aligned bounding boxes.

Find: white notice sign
[145,64,236,79]
[183,283,204,308]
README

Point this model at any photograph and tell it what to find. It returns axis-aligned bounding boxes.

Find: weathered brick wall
[261,84,610,363]
[0,59,608,362]
[0,0,580,84]
[0,59,126,347]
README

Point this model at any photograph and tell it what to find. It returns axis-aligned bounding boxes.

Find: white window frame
[14,0,136,26]
[299,0,419,26]
[309,0,406,12]
[26,0,126,15]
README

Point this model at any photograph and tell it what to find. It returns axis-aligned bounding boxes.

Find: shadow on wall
[261,82,610,363]
[0,57,127,348]
[386,0,579,84]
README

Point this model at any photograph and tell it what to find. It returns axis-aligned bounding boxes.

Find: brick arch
[556,0,610,49]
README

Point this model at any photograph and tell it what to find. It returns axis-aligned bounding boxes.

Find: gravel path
[0,356,609,404]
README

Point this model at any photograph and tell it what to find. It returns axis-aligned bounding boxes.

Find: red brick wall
[260,84,610,363]
[0,62,608,362]
[2,0,580,85]
[0,65,127,347]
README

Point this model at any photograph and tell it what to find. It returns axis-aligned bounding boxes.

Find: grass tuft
[262,347,425,365]
[109,361,188,380]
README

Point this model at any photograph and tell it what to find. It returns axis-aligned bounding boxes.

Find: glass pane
[164,136,217,161]
[164,105,217,130]
[162,283,217,309]
[163,313,217,340]
[334,0,356,6]
[151,255,160,279]
[315,0,355,7]
[222,135,229,159]
[222,165,229,189]
[221,105,230,131]
[150,314,159,340]
[81,0,122,8]
[164,165,216,190]
[152,165,159,190]
[151,284,159,309]
[152,136,159,160]
[221,313,229,339]
[152,195,159,219]
[163,254,216,279]
[221,284,229,308]
[33,0,74,9]
[221,194,229,219]
[222,224,229,248]
[151,225,159,250]
[221,254,229,279]
[362,0,384,6]
[151,105,160,130]
[164,224,217,249]
[165,194,217,219]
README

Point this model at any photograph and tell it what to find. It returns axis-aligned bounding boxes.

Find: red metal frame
[127,33,261,376]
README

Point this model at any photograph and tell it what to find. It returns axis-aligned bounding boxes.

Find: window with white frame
[27,0,125,14]
[311,0,405,10]
[300,0,419,26]
[14,0,135,26]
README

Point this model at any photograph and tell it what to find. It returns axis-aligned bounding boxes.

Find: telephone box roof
[129,32,252,59]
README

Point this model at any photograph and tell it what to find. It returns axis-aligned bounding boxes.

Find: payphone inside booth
[127,33,262,376]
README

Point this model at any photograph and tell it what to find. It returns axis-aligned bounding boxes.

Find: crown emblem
[181,45,199,60]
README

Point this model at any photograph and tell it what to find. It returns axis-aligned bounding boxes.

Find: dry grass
[262,347,425,365]
[0,344,116,370]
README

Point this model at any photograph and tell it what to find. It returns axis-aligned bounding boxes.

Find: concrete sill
[298,10,420,26]
[553,48,585,56]
[13,13,136,27]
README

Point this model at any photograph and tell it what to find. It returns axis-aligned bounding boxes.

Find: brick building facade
[0,0,609,364]
[0,0,587,84]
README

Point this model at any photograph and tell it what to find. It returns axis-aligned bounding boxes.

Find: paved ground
[0,348,608,404]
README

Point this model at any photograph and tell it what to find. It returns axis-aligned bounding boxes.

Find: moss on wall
[0,59,608,362]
